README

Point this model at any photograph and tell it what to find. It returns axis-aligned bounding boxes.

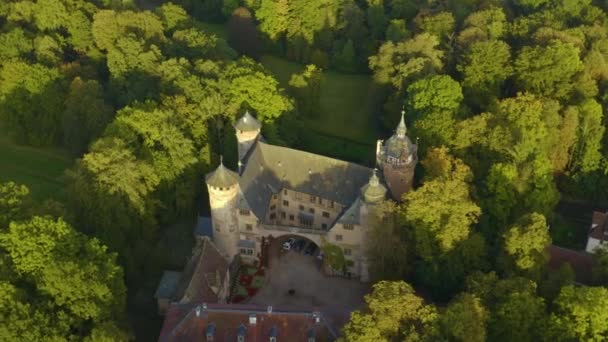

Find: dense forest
[1,0,608,340]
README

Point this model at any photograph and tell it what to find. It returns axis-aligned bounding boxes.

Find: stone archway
[261,233,320,268]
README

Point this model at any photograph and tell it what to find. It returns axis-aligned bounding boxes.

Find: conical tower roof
[234,110,261,132]
[360,169,387,204]
[384,109,414,158]
[205,157,239,188]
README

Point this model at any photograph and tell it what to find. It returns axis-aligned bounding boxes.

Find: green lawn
[260,55,378,165]
[0,133,72,202]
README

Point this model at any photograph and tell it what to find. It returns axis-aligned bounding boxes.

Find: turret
[376,110,417,201]
[205,157,241,260]
[360,169,387,205]
[234,111,261,162]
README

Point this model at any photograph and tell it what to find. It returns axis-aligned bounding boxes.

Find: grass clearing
[0,131,72,202]
[260,55,378,165]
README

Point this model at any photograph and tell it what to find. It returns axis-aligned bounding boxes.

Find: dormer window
[206,324,216,341]
[269,326,278,342]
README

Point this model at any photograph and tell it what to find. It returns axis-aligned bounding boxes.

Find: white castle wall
[207,183,240,260]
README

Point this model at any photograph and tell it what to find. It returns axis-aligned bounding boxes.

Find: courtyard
[248,250,369,311]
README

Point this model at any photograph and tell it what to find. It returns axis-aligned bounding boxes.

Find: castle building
[205,111,417,281]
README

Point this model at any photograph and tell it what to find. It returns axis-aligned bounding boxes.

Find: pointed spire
[370,168,379,186]
[396,107,407,138]
[205,156,239,189]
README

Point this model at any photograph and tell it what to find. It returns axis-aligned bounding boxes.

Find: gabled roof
[337,198,362,225]
[234,111,262,132]
[173,237,229,304]
[239,141,372,220]
[205,161,239,188]
[158,303,337,341]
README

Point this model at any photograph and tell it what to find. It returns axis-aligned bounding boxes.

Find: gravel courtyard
[248,251,369,310]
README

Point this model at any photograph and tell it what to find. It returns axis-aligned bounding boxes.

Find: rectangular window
[309,208,315,214]
[343,223,354,230]
[270,204,276,210]
[299,205,305,211]
[281,211,286,219]
[284,189,287,195]
[344,248,352,256]
[289,214,294,221]
[299,216,313,227]
[283,200,289,206]
[239,248,254,256]
[330,201,334,208]
[239,209,250,216]
[269,213,276,220]
[310,195,316,202]
[321,223,327,230]
[273,194,277,199]
[318,198,323,205]
[322,211,330,218]
[245,224,253,231]
[335,234,343,241]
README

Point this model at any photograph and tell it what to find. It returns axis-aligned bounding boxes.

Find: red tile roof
[173,237,229,304]
[547,245,593,284]
[158,303,337,341]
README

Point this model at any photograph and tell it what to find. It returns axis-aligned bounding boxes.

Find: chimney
[249,314,257,325]
[312,312,321,325]
[267,305,273,314]
[205,324,216,341]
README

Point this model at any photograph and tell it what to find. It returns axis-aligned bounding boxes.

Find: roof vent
[237,324,247,342]
[269,326,278,342]
[267,305,273,314]
[249,314,257,325]
[206,324,216,341]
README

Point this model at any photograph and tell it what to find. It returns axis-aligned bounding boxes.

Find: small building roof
[337,198,362,225]
[173,237,229,304]
[158,303,337,341]
[588,211,608,241]
[205,159,239,189]
[155,271,183,299]
[234,111,262,132]
[194,216,213,239]
[547,245,593,285]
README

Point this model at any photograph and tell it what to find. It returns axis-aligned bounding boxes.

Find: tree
[402,148,480,259]
[570,99,605,174]
[288,64,323,117]
[440,293,488,342]
[0,216,128,340]
[227,7,260,58]
[501,213,551,277]
[591,246,608,286]
[385,19,409,42]
[414,11,455,44]
[514,40,583,99]
[342,281,439,341]
[550,286,608,341]
[458,40,512,104]
[367,0,387,40]
[62,77,114,155]
[367,200,410,281]
[333,39,358,72]
[0,182,30,228]
[369,33,443,90]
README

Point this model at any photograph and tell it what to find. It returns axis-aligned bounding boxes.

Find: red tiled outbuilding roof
[158,303,337,341]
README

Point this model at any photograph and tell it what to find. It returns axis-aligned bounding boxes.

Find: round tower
[205,158,241,260]
[377,110,418,201]
[234,111,261,162]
